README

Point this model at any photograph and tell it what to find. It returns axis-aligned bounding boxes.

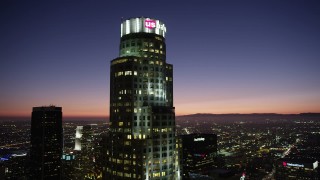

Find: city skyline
[1,0,320,118]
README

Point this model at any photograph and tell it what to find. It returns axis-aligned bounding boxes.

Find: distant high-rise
[181,134,217,178]
[30,106,63,180]
[275,158,319,179]
[74,126,83,151]
[105,17,181,179]
[73,124,100,179]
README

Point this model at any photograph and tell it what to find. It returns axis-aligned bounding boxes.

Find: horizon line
[1,112,320,120]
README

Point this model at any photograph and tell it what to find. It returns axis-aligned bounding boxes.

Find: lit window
[125,71,132,75]
[124,141,131,145]
[117,71,124,76]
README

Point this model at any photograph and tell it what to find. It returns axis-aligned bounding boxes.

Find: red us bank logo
[282,162,287,166]
[145,19,156,29]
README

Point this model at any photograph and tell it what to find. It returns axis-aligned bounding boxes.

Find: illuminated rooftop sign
[283,161,304,168]
[121,17,166,38]
[145,19,156,29]
[194,137,205,142]
[145,19,166,32]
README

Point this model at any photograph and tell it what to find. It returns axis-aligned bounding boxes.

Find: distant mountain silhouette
[176,113,320,122]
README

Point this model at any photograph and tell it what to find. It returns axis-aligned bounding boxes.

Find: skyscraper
[74,126,83,151]
[29,106,63,180]
[105,17,180,179]
[73,124,101,179]
[180,134,217,178]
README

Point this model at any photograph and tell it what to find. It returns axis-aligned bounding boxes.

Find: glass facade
[105,17,180,180]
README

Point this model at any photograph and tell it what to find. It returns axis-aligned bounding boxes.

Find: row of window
[112,103,170,113]
[107,170,140,178]
[150,152,174,159]
[112,60,165,70]
[114,121,174,128]
[115,71,137,77]
[121,40,163,49]
[111,58,173,69]
[110,114,174,120]
[110,128,131,133]
[111,98,168,107]
[110,127,174,134]
[113,63,168,72]
[134,78,166,84]
[113,92,171,100]
[121,48,164,55]
[115,71,168,78]
[106,166,171,178]
[133,121,174,127]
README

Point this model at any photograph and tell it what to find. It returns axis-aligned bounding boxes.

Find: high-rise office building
[105,17,181,179]
[29,106,63,180]
[73,124,101,179]
[74,126,83,151]
[181,134,217,178]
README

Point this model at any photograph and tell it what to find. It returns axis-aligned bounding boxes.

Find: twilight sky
[1,0,320,118]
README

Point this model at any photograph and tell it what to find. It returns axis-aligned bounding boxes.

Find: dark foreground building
[105,17,181,179]
[181,134,217,178]
[0,150,28,179]
[30,106,63,180]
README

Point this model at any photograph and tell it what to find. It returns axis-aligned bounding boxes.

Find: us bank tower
[105,17,181,179]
